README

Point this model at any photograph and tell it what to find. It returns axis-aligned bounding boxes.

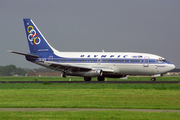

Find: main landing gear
[84,76,105,81]
[62,70,67,78]
[84,77,91,81]
[62,74,66,78]
[97,76,105,81]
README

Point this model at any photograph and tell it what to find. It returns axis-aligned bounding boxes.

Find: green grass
[0,83,180,109]
[0,76,179,81]
[0,111,180,120]
[0,76,179,119]
[0,83,180,90]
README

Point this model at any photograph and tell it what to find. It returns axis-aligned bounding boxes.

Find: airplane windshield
[162,59,166,62]
[156,58,166,63]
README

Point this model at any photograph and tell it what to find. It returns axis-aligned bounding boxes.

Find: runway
[0,108,179,112]
[0,81,179,84]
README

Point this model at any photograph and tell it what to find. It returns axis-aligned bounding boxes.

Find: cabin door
[143,56,149,67]
[48,56,53,61]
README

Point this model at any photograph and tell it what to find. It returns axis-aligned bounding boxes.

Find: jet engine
[67,69,103,77]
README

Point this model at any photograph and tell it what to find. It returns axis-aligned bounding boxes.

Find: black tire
[97,76,105,81]
[62,74,66,78]
[84,77,91,81]
[151,77,156,81]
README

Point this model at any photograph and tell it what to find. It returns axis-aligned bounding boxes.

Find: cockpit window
[156,58,166,63]
[162,59,166,62]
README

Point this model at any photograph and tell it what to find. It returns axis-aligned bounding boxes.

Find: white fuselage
[32,51,175,77]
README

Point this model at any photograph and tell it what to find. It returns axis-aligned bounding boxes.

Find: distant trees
[0,65,27,76]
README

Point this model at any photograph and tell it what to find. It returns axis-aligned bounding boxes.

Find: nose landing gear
[151,77,156,81]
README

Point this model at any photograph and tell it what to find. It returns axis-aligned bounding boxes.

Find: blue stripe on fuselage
[26,56,172,65]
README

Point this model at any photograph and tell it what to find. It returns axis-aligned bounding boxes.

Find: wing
[43,61,92,71]
[42,61,114,73]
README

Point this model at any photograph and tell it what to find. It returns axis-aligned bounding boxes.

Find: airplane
[8,18,175,81]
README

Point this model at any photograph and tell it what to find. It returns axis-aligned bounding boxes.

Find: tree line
[0,65,27,76]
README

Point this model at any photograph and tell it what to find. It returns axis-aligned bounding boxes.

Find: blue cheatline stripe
[27,57,170,64]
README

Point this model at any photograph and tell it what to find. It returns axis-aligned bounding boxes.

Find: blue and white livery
[9,18,175,81]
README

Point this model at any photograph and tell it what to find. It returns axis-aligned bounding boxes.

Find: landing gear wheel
[62,70,67,78]
[151,77,156,81]
[62,74,66,78]
[84,77,91,81]
[97,76,105,81]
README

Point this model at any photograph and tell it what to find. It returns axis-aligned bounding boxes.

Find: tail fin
[23,19,54,54]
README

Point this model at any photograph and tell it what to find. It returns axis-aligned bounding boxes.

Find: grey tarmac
[0,108,180,112]
[0,81,179,84]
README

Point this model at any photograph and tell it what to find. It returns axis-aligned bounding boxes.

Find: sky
[0,0,180,68]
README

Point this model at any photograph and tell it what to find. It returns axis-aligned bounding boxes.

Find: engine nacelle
[67,69,103,77]
[83,69,103,77]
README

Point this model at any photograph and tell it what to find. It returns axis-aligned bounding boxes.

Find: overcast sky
[0,0,180,68]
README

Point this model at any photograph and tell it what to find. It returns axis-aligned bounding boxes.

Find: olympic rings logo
[27,26,41,45]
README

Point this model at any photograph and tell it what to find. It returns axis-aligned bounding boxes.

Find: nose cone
[168,64,176,71]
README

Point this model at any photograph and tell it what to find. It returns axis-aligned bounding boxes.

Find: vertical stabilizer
[23,19,54,54]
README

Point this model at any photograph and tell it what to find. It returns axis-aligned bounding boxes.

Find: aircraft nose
[168,64,176,71]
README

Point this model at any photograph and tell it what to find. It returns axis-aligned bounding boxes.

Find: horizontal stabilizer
[7,50,39,58]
